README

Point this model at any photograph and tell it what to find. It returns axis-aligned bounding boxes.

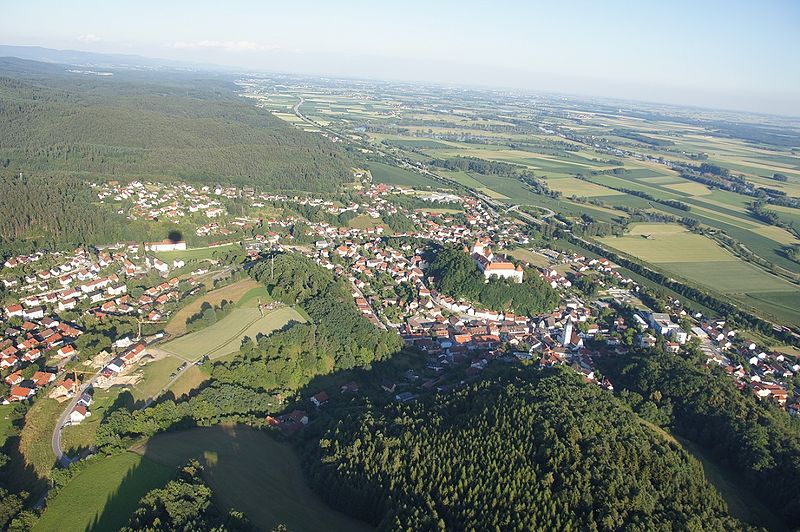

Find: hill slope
[0,57,353,191]
[303,369,745,530]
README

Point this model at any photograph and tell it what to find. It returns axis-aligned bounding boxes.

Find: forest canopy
[0,57,354,192]
[303,368,744,531]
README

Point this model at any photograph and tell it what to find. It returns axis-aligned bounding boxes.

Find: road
[51,334,163,467]
[51,373,99,467]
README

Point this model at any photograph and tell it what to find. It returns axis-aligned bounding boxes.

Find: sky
[2,0,799,115]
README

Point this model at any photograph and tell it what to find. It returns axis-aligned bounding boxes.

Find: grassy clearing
[0,405,20,448]
[349,214,386,230]
[34,452,174,532]
[136,425,371,532]
[161,306,306,361]
[676,436,783,530]
[153,243,240,263]
[507,248,553,268]
[165,278,263,336]
[130,355,184,401]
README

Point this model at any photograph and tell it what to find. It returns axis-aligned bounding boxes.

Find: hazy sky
[3,0,799,115]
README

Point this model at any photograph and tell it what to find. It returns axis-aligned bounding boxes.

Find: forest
[301,368,745,530]
[95,253,402,450]
[599,350,800,527]
[428,246,559,315]
[0,57,354,192]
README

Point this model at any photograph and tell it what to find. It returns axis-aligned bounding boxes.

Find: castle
[470,239,523,283]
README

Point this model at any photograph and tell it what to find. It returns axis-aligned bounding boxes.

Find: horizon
[2,0,800,116]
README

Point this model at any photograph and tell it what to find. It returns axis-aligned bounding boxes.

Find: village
[0,178,797,442]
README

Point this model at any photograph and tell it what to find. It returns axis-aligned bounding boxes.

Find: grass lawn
[161,306,306,361]
[34,452,174,532]
[134,425,371,532]
[153,243,240,263]
[165,278,264,336]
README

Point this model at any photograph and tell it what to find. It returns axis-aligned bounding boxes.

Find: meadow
[160,306,306,361]
[38,426,370,532]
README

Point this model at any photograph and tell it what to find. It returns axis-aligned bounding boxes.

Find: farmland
[599,224,800,324]
[253,81,800,328]
[160,306,306,361]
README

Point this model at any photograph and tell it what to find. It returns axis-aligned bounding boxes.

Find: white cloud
[166,40,275,53]
[77,34,101,44]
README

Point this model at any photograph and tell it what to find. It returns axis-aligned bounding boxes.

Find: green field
[368,161,442,188]
[153,242,241,263]
[599,224,800,324]
[161,306,306,361]
[34,452,174,532]
[41,426,370,532]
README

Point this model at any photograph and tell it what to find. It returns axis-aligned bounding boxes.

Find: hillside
[0,57,354,191]
[302,368,746,530]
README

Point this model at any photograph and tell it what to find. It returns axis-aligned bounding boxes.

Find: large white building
[144,240,187,252]
[470,240,523,283]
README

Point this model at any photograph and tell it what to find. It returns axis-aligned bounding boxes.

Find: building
[144,240,187,252]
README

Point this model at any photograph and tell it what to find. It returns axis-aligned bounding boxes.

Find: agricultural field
[599,224,800,324]
[368,161,442,188]
[160,306,306,361]
[249,80,800,328]
[165,278,264,336]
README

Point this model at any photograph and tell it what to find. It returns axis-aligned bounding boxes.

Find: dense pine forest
[302,368,746,531]
[600,351,800,526]
[0,57,354,191]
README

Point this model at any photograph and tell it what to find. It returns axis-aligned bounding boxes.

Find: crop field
[160,306,306,361]
[545,176,627,197]
[165,278,265,336]
[599,224,800,324]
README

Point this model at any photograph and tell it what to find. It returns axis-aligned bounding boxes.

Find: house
[57,344,77,358]
[69,404,91,424]
[4,371,23,386]
[310,391,329,407]
[9,386,35,402]
[32,371,56,387]
[340,381,360,393]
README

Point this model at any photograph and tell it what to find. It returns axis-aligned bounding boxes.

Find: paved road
[52,374,99,467]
